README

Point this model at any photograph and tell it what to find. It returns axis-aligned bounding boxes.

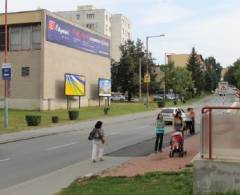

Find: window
[106,14,108,21]
[21,67,30,77]
[76,14,80,20]
[0,26,6,51]
[9,23,41,51]
[86,13,95,19]
[86,23,94,30]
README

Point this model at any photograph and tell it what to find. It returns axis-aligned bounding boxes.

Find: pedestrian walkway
[104,134,199,177]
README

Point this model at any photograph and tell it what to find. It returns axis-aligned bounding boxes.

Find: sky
[1,0,240,67]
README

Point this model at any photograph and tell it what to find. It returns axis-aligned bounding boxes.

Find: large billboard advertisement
[65,73,85,96]
[46,15,110,57]
[99,78,111,97]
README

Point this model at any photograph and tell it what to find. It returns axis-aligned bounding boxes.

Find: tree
[224,59,240,88]
[204,57,222,92]
[187,47,204,94]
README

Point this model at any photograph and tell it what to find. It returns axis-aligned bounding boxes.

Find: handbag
[88,129,96,141]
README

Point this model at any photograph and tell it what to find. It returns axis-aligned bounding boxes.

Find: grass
[0,94,210,134]
[0,102,158,133]
[58,171,193,195]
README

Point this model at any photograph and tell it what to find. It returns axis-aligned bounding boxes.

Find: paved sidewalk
[0,156,130,195]
[0,109,160,144]
[104,134,200,177]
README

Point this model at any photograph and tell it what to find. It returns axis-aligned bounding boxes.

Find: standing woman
[154,113,165,153]
[173,110,184,132]
[91,121,105,163]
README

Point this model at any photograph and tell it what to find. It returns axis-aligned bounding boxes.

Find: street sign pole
[3,0,8,128]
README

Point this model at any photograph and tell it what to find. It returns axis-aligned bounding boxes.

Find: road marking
[0,158,11,162]
[46,142,78,151]
[138,125,150,129]
[109,132,120,135]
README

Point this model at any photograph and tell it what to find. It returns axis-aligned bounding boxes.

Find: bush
[173,100,177,105]
[52,116,59,123]
[68,110,79,120]
[157,101,165,108]
[103,107,110,115]
[25,115,41,126]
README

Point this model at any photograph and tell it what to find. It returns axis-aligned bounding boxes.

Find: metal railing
[201,106,240,160]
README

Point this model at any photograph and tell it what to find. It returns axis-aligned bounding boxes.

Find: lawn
[0,102,158,133]
[0,94,210,134]
[58,171,193,195]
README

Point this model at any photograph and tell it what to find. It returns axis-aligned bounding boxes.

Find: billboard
[98,78,111,97]
[65,73,85,96]
[46,15,110,57]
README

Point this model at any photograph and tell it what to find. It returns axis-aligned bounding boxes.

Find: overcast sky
[1,0,240,67]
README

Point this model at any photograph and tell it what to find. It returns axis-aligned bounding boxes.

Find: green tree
[204,57,222,92]
[187,47,204,94]
[224,59,240,88]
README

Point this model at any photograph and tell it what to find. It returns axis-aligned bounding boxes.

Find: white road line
[0,158,11,162]
[46,142,78,151]
[109,132,120,136]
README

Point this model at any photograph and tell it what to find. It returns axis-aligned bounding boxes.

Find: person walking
[91,121,105,163]
[154,113,165,153]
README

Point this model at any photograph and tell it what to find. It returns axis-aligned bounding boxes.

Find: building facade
[0,10,111,110]
[166,53,205,68]
[56,5,131,61]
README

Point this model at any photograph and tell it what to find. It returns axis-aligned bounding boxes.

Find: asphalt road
[0,94,235,189]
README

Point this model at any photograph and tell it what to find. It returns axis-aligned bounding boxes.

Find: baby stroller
[169,131,187,158]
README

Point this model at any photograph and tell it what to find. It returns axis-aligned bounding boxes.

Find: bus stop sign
[2,63,11,80]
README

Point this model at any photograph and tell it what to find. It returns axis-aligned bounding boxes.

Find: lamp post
[145,34,165,108]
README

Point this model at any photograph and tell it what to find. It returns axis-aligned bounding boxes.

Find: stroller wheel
[169,151,174,158]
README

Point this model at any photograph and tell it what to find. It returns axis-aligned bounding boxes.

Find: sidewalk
[0,109,160,144]
[104,134,200,177]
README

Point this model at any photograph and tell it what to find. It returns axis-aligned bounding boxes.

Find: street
[0,94,235,192]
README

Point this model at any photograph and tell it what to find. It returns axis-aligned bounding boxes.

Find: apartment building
[56,5,131,61]
[166,53,205,68]
[0,10,110,110]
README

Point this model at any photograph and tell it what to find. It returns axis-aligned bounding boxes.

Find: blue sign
[46,15,110,58]
[2,64,11,80]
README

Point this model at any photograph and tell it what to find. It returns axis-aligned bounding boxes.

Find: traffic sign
[217,81,228,94]
[2,63,11,80]
[144,74,150,83]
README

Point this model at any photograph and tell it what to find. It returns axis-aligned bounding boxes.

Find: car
[166,94,175,100]
[111,94,126,101]
[160,107,191,124]
[153,94,164,101]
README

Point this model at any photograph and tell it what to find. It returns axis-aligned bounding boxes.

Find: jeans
[92,139,104,161]
[155,133,164,152]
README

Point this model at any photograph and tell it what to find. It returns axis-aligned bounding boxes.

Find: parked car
[160,107,191,124]
[166,94,175,100]
[111,94,126,101]
[153,94,164,101]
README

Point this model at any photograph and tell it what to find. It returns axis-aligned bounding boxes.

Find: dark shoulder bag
[88,128,96,141]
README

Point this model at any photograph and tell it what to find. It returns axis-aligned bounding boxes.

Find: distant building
[0,10,110,110]
[166,53,205,68]
[56,5,131,61]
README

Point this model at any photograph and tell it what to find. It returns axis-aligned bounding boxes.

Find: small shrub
[68,110,79,120]
[157,101,165,108]
[25,115,41,126]
[52,116,59,123]
[103,107,110,115]
[173,100,177,105]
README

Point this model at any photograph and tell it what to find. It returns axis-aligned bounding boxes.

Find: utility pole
[139,58,142,101]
